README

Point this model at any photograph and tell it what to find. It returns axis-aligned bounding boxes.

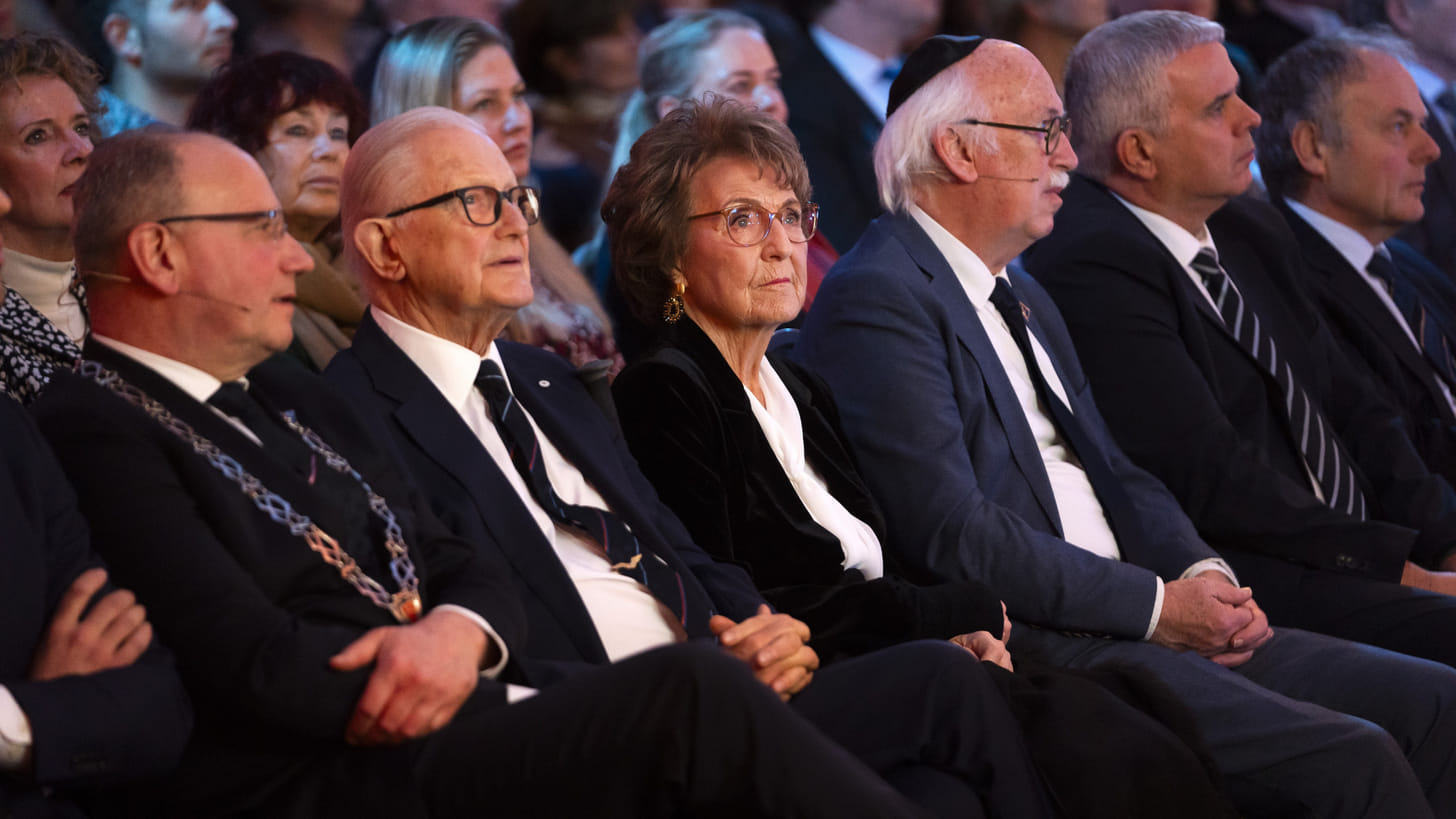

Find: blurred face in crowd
[454,44,533,180]
[0,75,92,259]
[675,155,808,340]
[1027,0,1110,37]
[1302,49,1440,243]
[684,27,787,124]
[129,0,237,88]
[570,15,642,98]
[382,123,535,336]
[254,101,350,243]
[165,137,312,373]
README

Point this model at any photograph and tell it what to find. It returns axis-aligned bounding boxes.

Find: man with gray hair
[1346,0,1456,279]
[1025,10,1456,670]
[799,28,1456,818]
[1257,33,1456,488]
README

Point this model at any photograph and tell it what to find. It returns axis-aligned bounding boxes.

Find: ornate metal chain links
[76,360,423,623]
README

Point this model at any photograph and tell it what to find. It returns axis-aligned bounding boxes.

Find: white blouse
[745,357,885,579]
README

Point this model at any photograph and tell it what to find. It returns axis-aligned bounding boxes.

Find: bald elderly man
[324,106,1065,818]
[29,127,934,818]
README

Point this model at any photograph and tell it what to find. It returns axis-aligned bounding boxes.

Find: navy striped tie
[1191,249,1367,519]
[1367,249,1456,391]
[474,360,706,633]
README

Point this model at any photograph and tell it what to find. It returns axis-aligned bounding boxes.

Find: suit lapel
[349,317,609,663]
[893,213,1063,533]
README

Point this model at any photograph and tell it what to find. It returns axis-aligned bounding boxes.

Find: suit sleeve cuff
[0,684,33,771]
[1143,576,1165,641]
[435,604,510,678]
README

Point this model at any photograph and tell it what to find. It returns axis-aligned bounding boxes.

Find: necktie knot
[207,381,258,419]
[475,359,511,410]
[1190,248,1225,285]
[1367,248,1399,293]
[989,277,1025,328]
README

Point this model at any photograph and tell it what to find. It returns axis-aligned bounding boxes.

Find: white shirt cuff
[0,684,33,771]
[1143,576,1165,641]
[435,604,510,678]
[1181,558,1239,586]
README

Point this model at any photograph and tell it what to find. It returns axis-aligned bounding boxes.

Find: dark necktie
[1191,249,1367,519]
[1367,249,1456,391]
[207,382,315,472]
[988,278,1153,564]
[474,359,705,634]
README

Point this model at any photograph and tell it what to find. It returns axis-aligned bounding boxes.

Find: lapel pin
[538,379,550,388]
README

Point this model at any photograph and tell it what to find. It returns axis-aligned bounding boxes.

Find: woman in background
[0,34,95,402]
[373,16,623,377]
[586,10,837,359]
[188,50,367,371]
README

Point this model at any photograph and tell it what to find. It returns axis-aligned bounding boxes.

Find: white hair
[874,59,993,213]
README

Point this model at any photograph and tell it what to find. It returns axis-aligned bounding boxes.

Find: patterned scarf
[0,286,82,404]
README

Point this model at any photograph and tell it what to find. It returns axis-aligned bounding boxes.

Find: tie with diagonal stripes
[1191,248,1367,519]
[474,359,709,635]
[1367,248,1456,391]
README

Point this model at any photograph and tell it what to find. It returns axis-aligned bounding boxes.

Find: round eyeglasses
[688,202,820,247]
[386,185,541,227]
[958,115,1071,156]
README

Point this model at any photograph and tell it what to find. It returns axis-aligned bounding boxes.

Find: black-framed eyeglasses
[688,202,819,247]
[156,208,288,239]
[958,115,1070,155]
[386,185,540,227]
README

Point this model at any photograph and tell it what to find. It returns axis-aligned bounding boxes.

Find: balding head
[344,107,534,353]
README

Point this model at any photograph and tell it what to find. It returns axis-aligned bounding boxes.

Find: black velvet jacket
[613,318,1005,662]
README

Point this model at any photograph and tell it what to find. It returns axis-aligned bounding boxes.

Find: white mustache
[1049,170,1070,189]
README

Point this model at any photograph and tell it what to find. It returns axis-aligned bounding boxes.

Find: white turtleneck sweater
[2,249,85,342]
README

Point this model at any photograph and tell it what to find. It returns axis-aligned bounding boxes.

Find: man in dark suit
[1256,32,1456,483]
[325,106,1066,818]
[1025,11,1456,668]
[0,396,190,818]
[798,30,1456,818]
[757,0,938,251]
[30,126,935,818]
[1346,0,1456,280]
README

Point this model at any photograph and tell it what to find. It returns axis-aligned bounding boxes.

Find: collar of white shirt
[372,307,505,408]
[1284,198,1377,273]
[907,203,1002,300]
[90,333,228,402]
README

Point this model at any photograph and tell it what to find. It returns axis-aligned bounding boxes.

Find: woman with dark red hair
[188,51,367,371]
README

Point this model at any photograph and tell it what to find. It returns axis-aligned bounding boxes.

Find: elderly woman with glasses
[608,98,1240,819]
[187,51,367,371]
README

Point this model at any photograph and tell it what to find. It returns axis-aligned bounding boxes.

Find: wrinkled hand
[710,605,819,701]
[330,608,489,745]
[1205,593,1273,668]
[951,631,1014,672]
[30,568,152,681]
[1151,576,1256,656]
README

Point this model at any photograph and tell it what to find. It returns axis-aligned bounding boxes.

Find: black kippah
[886,35,986,119]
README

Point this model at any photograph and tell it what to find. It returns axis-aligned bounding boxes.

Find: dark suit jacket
[0,397,189,818]
[768,19,883,252]
[1397,104,1456,281]
[612,318,1005,662]
[796,210,1218,639]
[31,343,527,816]
[324,312,767,667]
[1280,200,1456,485]
[1024,176,1452,580]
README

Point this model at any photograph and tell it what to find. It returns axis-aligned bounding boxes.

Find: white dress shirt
[373,309,685,663]
[3,250,85,343]
[88,333,517,685]
[911,206,1236,636]
[746,357,884,578]
[1285,200,1456,414]
[809,25,897,122]
[0,686,30,770]
[1113,194,1331,502]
